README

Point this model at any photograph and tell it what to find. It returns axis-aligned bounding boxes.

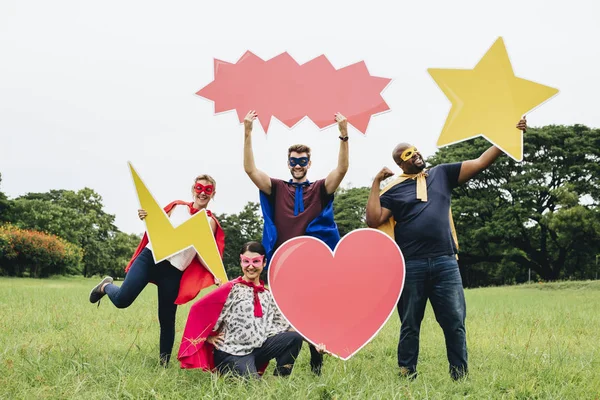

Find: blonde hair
[192,174,217,192]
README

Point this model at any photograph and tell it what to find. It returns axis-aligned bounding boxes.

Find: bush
[0,224,83,277]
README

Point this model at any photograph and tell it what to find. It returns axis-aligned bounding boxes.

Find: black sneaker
[160,353,171,368]
[399,367,418,380]
[450,366,468,381]
[89,276,113,304]
[310,359,322,376]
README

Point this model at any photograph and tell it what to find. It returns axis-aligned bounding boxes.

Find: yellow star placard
[428,37,559,161]
[128,162,228,283]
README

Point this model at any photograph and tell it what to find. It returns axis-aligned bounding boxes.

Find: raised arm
[457,117,528,185]
[243,110,272,195]
[325,113,349,195]
[365,167,394,228]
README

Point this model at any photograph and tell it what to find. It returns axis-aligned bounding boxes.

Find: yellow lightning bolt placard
[128,162,228,283]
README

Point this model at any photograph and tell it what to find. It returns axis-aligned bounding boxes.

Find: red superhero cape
[125,200,225,305]
[177,277,268,374]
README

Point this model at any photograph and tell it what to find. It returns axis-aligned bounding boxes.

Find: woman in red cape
[89,174,225,366]
[177,241,304,378]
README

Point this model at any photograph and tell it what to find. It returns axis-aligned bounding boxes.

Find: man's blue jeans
[397,254,468,380]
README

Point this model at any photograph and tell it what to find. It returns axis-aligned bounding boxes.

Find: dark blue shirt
[380,163,462,260]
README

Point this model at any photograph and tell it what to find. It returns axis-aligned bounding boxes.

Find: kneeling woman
[177,241,303,378]
[88,175,225,366]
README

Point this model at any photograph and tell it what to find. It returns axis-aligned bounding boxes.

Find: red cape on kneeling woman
[177,277,269,373]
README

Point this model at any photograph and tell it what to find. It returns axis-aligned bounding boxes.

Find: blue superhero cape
[259,190,340,268]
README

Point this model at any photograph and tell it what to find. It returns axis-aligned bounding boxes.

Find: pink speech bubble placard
[197,51,391,134]
[268,229,405,360]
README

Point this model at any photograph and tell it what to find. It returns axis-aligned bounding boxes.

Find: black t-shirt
[380,163,462,260]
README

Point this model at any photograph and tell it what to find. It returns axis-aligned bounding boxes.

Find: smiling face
[288,151,311,182]
[393,143,425,174]
[192,178,215,209]
[240,251,266,282]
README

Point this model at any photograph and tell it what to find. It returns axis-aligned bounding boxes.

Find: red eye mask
[194,183,214,195]
[240,255,265,267]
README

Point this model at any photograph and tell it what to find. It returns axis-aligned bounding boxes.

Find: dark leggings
[104,248,183,363]
[214,331,304,378]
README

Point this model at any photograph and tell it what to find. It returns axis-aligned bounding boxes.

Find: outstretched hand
[244,110,258,134]
[315,343,331,355]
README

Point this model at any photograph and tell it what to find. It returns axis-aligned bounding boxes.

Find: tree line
[1,124,598,286]
[0,185,141,278]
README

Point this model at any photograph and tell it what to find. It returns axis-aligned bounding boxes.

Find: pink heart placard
[268,228,405,360]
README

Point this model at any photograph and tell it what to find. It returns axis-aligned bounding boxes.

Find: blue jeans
[397,254,468,380]
[104,248,183,363]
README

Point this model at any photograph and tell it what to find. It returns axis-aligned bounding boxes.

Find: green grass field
[1,277,599,399]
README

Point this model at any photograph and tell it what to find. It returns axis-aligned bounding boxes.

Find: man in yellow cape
[365,117,526,381]
[377,172,459,256]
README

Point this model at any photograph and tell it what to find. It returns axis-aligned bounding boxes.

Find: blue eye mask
[289,157,309,167]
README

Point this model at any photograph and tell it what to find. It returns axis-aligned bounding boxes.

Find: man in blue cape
[242,110,349,375]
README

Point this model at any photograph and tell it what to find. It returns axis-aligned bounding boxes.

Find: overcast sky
[1,0,598,235]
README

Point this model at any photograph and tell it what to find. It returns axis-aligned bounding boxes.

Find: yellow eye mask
[400,146,418,162]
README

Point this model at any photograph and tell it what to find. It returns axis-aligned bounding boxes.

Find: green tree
[9,188,118,277]
[215,202,263,278]
[429,124,600,284]
[0,173,11,222]
[8,198,86,243]
[333,186,370,237]
[0,224,83,277]
[105,231,142,278]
